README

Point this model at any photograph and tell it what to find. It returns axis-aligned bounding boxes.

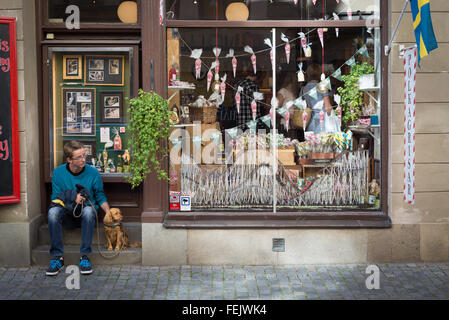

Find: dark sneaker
[46,257,64,276]
[79,255,93,275]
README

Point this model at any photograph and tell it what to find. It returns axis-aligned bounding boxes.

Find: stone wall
[386,0,449,262]
[0,0,40,266]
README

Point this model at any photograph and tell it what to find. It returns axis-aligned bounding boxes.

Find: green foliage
[336,62,375,129]
[127,89,173,188]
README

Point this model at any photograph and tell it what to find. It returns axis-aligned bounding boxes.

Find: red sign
[0,17,20,204]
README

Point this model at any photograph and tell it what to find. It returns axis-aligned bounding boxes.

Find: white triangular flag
[333,13,340,37]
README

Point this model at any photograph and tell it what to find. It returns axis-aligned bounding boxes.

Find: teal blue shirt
[51,164,107,210]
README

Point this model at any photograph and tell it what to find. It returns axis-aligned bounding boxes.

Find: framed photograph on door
[100,91,123,123]
[62,88,96,136]
[63,55,82,80]
[84,55,125,86]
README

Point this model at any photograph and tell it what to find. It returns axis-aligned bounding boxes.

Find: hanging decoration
[246,120,258,132]
[270,97,279,127]
[294,0,298,5]
[226,49,238,78]
[332,68,342,81]
[297,63,305,82]
[312,0,318,5]
[284,106,291,132]
[298,32,312,57]
[317,27,324,48]
[207,61,217,92]
[302,109,309,128]
[319,111,325,132]
[342,0,352,20]
[213,47,221,74]
[244,45,257,74]
[333,12,340,37]
[403,46,417,205]
[220,73,227,101]
[281,33,291,64]
[334,94,342,121]
[252,92,264,121]
[190,49,203,80]
[264,38,275,70]
[358,45,370,58]
[159,0,164,26]
[235,86,243,114]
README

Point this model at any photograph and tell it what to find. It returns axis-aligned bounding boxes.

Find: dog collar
[103,222,122,228]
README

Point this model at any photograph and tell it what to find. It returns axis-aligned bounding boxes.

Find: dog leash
[73,199,126,260]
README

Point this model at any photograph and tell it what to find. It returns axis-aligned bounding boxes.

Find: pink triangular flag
[298,33,308,56]
[318,28,324,48]
[232,56,237,78]
[302,110,308,128]
[313,0,317,5]
[251,100,257,121]
[319,111,325,131]
[235,87,242,114]
[195,59,202,80]
[207,70,213,91]
[284,109,290,132]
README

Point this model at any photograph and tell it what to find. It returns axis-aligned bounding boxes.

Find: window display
[167,23,382,212]
[48,48,134,177]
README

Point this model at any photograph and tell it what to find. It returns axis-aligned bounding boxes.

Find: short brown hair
[63,140,84,159]
[306,64,322,82]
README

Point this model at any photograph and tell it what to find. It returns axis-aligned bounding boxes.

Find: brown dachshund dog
[103,208,142,251]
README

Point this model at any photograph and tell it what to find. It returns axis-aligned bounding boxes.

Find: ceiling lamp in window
[117,1,138,23]
[225,2,249,21]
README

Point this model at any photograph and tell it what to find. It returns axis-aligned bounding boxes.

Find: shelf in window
[168,86,196,90]
[100,173,130,183]
[359,86,380,92]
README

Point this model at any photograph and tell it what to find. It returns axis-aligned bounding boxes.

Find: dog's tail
[128,241,142,248]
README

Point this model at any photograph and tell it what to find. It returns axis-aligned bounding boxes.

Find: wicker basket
[292,108,312,129]
[189,106,218,124]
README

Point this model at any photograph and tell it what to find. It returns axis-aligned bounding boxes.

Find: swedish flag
[411,0,438,66]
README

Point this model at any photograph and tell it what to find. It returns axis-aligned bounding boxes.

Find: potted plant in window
[336,62,375,130]
[126,89,174,189]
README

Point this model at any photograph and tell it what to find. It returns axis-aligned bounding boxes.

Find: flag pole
[385,0,410,56]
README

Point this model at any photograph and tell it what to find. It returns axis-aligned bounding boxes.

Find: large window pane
[167,25,382,212]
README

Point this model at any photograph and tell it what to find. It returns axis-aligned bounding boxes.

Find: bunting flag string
[176,43,371,143]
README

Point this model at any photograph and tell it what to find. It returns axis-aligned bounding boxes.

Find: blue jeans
[48,206,97,257]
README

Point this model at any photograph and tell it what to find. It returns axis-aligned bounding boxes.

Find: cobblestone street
[0,263,447,300]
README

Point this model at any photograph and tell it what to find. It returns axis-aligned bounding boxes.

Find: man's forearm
[101,202,110,213]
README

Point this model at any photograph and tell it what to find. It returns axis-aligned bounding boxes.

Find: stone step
[31,245,142,266]
[38,222,141,246]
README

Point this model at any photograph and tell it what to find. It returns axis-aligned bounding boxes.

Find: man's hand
[75,193,86,204]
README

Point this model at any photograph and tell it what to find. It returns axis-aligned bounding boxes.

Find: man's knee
[48,207,63,223]
[82,206,96,221]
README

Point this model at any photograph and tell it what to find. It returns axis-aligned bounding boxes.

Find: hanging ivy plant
[127,89,173,189]
[336,62,375,129]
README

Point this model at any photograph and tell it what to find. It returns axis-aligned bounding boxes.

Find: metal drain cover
[272,238,285,252]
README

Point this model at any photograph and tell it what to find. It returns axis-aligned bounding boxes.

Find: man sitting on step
[46,140,111,276]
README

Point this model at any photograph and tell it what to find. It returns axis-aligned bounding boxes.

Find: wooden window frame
[151,1,391,228]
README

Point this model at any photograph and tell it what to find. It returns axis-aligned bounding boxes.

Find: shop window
[167,22,383,212]
[47,48,135,177]
[166,0,379,21]
[47,0,139,24]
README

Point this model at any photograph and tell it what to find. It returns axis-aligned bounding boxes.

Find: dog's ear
[103,209,113,225]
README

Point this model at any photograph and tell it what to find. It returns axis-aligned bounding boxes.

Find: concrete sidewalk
[0,263,447,300]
